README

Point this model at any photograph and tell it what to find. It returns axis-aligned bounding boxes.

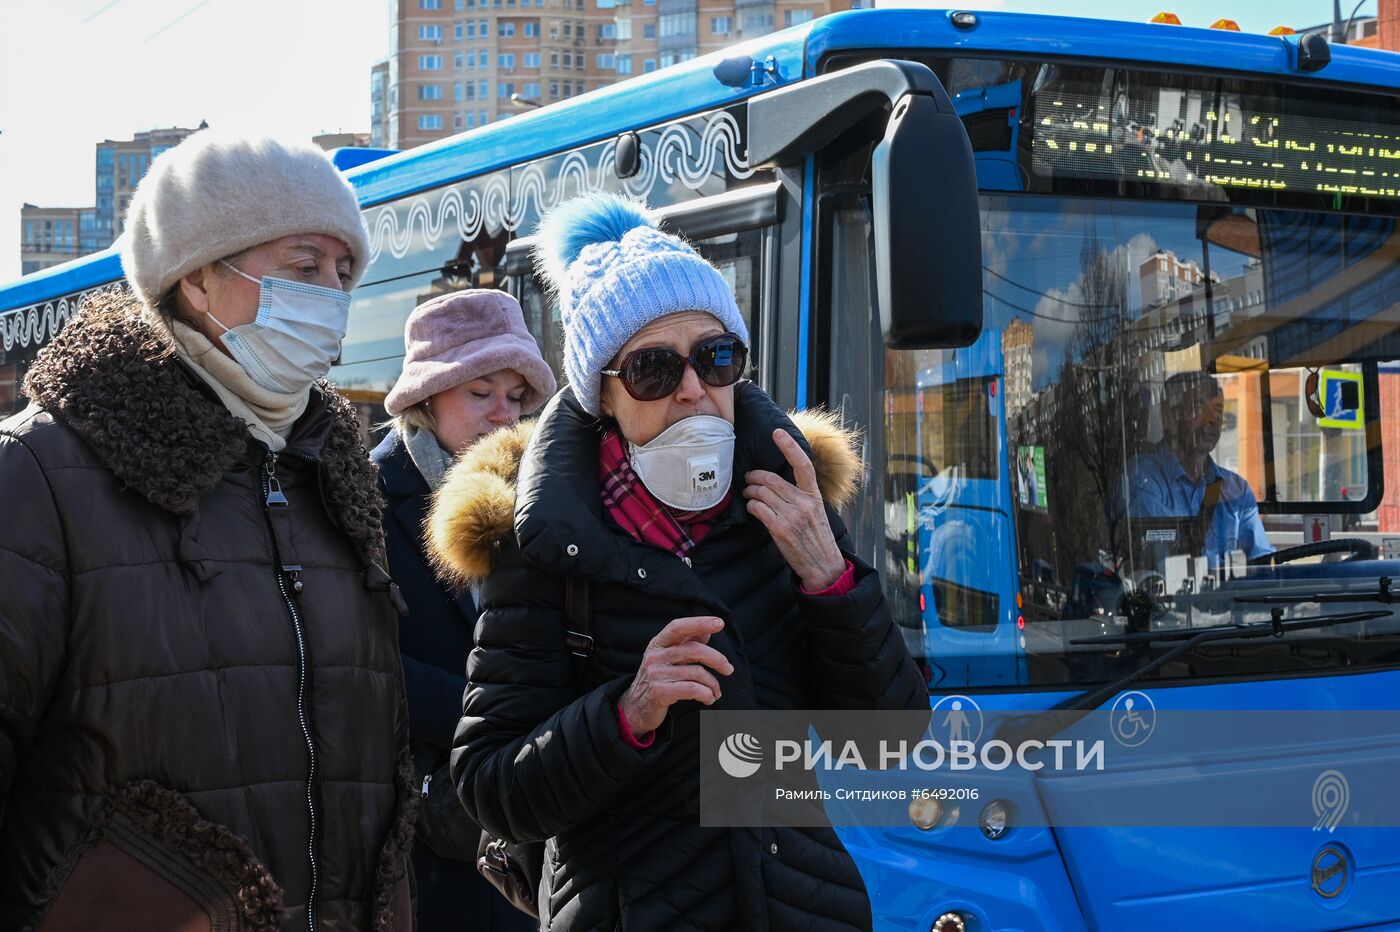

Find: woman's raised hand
[743,429,845,593]
[619,616,733,736]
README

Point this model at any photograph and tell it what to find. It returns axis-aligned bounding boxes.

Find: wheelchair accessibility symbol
[1108,691,1156,748]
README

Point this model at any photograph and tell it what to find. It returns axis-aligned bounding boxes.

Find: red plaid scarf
[598,426,733,558]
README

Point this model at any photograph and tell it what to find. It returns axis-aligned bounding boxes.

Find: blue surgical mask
[205,261,351,394]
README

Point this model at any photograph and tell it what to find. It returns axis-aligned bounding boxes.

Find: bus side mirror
[872,92,982,348]
[748,59,983,350]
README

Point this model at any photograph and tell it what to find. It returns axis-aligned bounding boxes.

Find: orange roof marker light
[1269,25,1297,36]
[1150,12,1183,24]
[1210,18,1241,30]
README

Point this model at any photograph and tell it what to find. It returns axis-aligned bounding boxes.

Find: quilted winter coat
[370,428,536,932]
[428,382,929,931]
[0,291,415,932]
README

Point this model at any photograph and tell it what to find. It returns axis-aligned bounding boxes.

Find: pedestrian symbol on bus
[944,701,970,741]
[931,695,983,745]
[1317,370,1364,430]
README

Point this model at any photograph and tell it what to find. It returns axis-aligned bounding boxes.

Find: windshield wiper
[1068,607,1390,648]
[997,607,1391,745]
[1233,576,1395,607]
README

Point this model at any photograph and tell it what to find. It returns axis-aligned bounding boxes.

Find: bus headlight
[979,800,1010,839]
[932,912,968,932]
[909,796,942,830]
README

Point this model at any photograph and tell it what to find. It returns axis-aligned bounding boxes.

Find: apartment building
[385,0,853,148]
[391,0,587,147]
[372,60,392,147]
[17,124,202,274]
[97,126,202,241]
[19,205,90,276]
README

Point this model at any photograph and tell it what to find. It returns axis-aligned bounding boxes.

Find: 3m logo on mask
[690,455,721,493]
[627,415,735,511]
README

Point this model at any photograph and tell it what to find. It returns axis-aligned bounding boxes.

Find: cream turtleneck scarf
[146,307,309,453]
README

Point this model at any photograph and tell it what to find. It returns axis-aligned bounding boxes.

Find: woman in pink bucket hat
[371,288,555,930]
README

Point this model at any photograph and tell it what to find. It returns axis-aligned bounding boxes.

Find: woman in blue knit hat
[426,193,927,930]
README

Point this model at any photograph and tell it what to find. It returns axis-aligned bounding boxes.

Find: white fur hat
[119,131,372,306]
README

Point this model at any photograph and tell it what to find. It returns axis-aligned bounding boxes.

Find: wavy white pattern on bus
[365,111,753,263]
[2,113,753,347]
[0,296,81,353]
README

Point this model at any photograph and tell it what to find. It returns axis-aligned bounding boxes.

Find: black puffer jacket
[371,429,536,932]
[428,383,927,931]
[0,291,415,932]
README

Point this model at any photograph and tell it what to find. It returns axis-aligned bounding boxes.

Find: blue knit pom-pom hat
[534,192,748,416]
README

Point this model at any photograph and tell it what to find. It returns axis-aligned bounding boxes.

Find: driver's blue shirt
[1126,447,1274,561]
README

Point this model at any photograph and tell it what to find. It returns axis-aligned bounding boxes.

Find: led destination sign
[1032,88,1400,200]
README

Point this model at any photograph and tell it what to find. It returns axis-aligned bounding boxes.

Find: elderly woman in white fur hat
[424,193,928,931]
[0,132,415,930]
[370,289,553,930]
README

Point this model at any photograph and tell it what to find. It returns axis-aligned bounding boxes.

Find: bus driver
[1126,371,1273,566]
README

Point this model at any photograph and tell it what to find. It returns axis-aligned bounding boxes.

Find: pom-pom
[534,192,656,291]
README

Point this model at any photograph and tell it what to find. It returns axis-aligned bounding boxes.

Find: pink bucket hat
[383,289,557,416]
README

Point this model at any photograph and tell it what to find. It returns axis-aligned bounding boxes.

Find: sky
[0,0,1378,282]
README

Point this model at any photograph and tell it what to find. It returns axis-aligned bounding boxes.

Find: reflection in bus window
[832,191,1400,690]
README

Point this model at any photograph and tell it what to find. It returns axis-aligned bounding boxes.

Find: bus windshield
[827,60,1400,692]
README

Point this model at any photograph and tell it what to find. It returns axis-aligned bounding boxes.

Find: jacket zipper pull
[264,453,289,508]
[421,772,433,799]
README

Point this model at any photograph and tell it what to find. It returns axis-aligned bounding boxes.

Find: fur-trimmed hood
[427,386,863,584]
[21,286,388,571]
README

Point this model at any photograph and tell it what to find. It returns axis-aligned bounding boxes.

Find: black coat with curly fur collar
[0,290,415,932]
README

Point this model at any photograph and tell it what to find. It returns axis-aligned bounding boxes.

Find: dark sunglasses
[601,332,748,401]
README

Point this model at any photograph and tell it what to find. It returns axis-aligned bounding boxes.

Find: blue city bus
[6,8,1400,929]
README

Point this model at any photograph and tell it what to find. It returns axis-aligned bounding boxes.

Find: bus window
[693,228,765,380]
[829,188,1400,691]
[826,195,1018,685]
